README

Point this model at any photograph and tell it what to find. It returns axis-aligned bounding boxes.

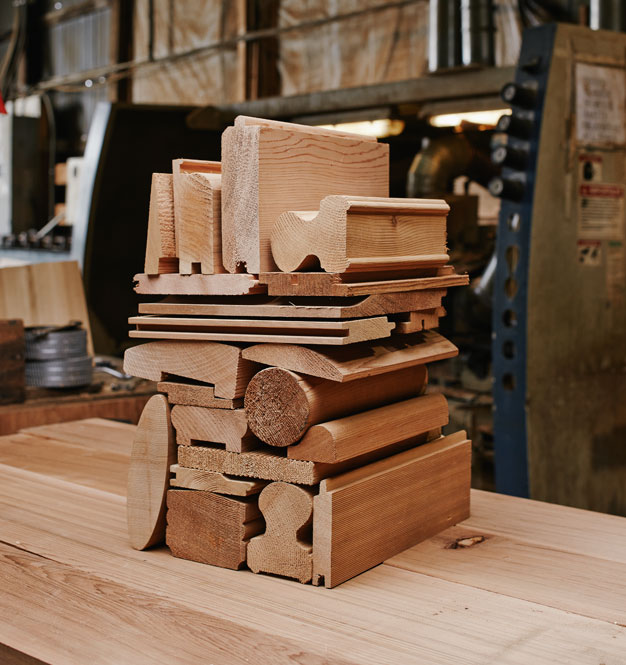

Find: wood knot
[446,535,486,550]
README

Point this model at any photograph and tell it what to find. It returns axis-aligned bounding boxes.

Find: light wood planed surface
[144,173,177,275]
[221,116,389,274]
[242,330,458,382]
[271,195,449,273]
[158,381,243,409]
[133,272,264,295]
[0,419,625,664]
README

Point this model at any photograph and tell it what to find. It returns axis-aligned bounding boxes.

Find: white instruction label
[576,63,626,146]
[578,183,625,239]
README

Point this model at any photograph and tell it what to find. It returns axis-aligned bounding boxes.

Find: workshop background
[1,0,625,516]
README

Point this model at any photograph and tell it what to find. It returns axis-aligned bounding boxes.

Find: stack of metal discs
[25,322,92,389]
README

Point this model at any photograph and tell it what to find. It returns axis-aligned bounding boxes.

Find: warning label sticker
[577,239,602,266]
[578,182,625,239]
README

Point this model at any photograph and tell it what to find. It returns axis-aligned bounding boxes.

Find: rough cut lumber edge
[271,195,450,273]
[288,393,448,463]
[221,117,389,274]
[133,272,264,296]
[234,115,378,142]
[176,429,441,486]
[171,405,258,453]
[172,158,224,274]
[170,464,267,496]
[138,290,445,319]
[394,307,446,334]
[157,381,243,409]
[123,341,257,399]
[312,431,471,588]
[128,315,396,346]
[260,270,469,297]
[248,482,314,583]
[127,394,175,550]
[166,489,263,570]
[144,173,178,275]
[244,365,428,447]
[241,330,458,382]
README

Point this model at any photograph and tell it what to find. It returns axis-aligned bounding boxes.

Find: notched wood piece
[248,482,314,583]
[144,173,177,275]
[166,489,263,570]
[170,464,267,496]
[288,393,449,463]
[244,365,428,447]
[221,116,389,274]
[138,290,445,319]
[133,273,264,296]
[157,381,243,409]
[172,158,224,275]
[260,269,469,297]
[312,431,472,588]
[127,394,176,550]
[128,315,395,346]
[242,330,458,382]
[394,307,446,334]
[272,195,449,273]
[123,341,257,399]
[171,405,257,453]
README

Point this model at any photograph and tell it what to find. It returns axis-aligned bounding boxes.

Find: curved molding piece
[271,195,450,273]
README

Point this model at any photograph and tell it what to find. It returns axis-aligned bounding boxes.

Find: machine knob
[496,112,534,139]
[492,144,529,170]
[501,82,538,108]
[489,176,525,202]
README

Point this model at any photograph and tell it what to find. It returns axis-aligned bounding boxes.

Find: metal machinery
[492,23,626,515]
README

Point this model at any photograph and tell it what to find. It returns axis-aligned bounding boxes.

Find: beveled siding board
[313,432,471,588]
[221,116,389,274]
[138,291,446,319]
[242,330,458,382]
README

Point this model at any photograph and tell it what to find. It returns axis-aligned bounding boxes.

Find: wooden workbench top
[0,419,624,664]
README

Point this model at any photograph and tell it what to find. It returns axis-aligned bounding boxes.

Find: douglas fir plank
[166,489,263,570]
[244,365,428,446]
[271,196,449,273]
[127,395,175,550]
[260,269,469,297]
[242,330,458,382]
[287,393,449,463]
[312,431,471,588]
[221,115,389,274]
[247,482,314,583]
[171,405,257,453]
[138,291,446,319]
[144,173,177,275]
[128,315,395,345]
[123,341,257,399]
[172,158,223,274]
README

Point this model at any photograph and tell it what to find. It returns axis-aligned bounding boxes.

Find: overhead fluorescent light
[315,118,405,138]
[429,108,511,128]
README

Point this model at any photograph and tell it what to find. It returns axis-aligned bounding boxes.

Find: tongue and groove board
[271,195,449,273]
[128,315,395,345]
[133,272,264,296]
[312,431,471,588]
[123,341,257,399]
[172,159,224,275]
[242,330,458,382]
[221,115,389,274]
[138,291,445,319]
[157,381,243,409]
[260,269,469,297]
[144,173,177,275]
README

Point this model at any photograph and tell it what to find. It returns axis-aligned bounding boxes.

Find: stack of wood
[124,116,472,588]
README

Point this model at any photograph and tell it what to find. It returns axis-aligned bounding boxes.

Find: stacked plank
[124,116,472,588]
